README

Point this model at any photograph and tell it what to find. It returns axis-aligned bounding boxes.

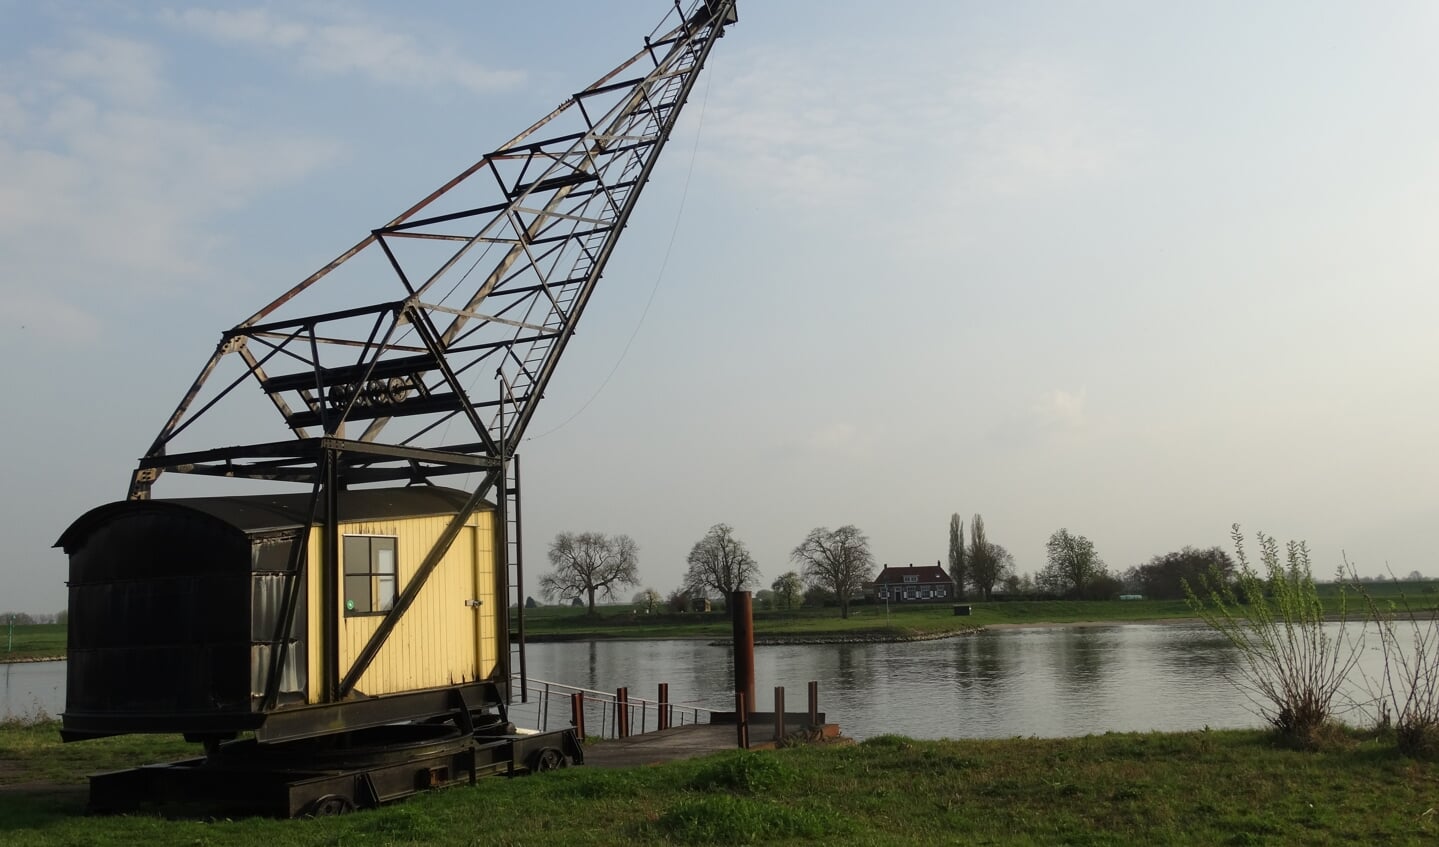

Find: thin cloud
[987,387,1089,448]
[163,7,525,95]
[0,31,340,345]
[702,44,1137,208]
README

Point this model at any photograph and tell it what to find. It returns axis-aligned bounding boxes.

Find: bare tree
[791,525,875,619]
[1041,528,1106,599]
[948,513,967,600]
[683,523,761,600]
[539,532,640,614]
[771,571,803,611]
[971,541,1014,601]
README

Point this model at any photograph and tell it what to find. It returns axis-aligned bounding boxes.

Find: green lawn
[522,599,1204,640]
[2,719,1436,845]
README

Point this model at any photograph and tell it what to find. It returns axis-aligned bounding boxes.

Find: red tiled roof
[872,565,953,584]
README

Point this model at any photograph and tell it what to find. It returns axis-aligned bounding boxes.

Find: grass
[2,624,66,661]
[2,719,1438,844]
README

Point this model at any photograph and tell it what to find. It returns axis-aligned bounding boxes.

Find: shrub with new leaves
[1187,524,1363,748]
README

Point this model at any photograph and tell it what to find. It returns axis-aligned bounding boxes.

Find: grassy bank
[2,623,65,661]
[2,719,1436,844]
[523,599,1202,641]
[8,585,1416,660]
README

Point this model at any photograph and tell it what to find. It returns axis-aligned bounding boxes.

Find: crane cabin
[58,487,504,743]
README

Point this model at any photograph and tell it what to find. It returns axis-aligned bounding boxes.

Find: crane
[115,1,739,705]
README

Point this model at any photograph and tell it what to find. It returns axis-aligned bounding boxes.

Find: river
[2,623,1384,740]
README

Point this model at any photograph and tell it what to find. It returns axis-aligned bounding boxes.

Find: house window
[903,575,918,584]
[878,590,889,599]
[937,589,947,598]
[921,590,932,599]
[344,536,397,615]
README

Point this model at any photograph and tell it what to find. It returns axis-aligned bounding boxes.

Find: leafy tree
[1041,529,1106,599]
[632,588,663,613]
[539,531,640,615]
[772,571,804,611]
[683,523,761,600]
[948,513,967,600]
[802,584,835,608]
[1132,546,1236,600]
[753,589,776,610]
[791,525,875,619]
[525,596,539,609]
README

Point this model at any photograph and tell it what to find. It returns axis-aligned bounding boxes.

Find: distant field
[2,624,65,661]
[520,598,1204,640]
[1316,579,1439,600]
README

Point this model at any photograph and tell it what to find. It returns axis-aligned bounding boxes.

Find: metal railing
[510,678,718,740]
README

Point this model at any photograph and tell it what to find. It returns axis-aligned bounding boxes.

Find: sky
[2,0,1437,615]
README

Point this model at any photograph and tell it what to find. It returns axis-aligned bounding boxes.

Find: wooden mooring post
[658,682,671,730]
[616,687,630,738]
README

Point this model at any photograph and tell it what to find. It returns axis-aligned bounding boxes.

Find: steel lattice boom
[128,0,737,501]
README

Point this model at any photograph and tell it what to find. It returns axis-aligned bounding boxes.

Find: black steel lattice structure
[119,1,738,710]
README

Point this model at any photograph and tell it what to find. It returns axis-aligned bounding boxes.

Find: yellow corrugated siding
[304,510,499,703]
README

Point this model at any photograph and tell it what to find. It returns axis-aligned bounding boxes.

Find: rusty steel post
[571,692,585,738]
[617,687,630,738]
[658,682,670,731]
[731,590,755,724]
[735,691,749,749]
[774,686,785,743]
[808,680,818,728]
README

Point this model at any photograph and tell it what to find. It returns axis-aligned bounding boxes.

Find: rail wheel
[527,747,568,773]
[305,794,356,817]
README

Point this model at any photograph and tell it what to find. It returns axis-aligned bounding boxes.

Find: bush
[1351,570,1439,759]
[1187,525,1363,748]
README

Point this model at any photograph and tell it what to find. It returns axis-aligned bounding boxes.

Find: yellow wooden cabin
[57,487,508,743]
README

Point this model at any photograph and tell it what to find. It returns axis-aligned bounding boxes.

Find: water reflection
[3,622,1391,739]
[527,623,1269,740]
[2,660,66,721]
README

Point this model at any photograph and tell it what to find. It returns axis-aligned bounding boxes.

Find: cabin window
[344,536,398,615]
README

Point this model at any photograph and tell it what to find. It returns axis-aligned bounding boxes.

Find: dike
[710,628,985,647]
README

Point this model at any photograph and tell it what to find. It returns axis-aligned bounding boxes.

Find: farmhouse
[870,563,956,603]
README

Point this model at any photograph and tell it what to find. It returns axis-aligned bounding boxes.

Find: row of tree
[539,516,1296,615]
[540,523,880,618]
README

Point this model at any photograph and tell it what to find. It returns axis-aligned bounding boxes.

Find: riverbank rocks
[709,628,985,647]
